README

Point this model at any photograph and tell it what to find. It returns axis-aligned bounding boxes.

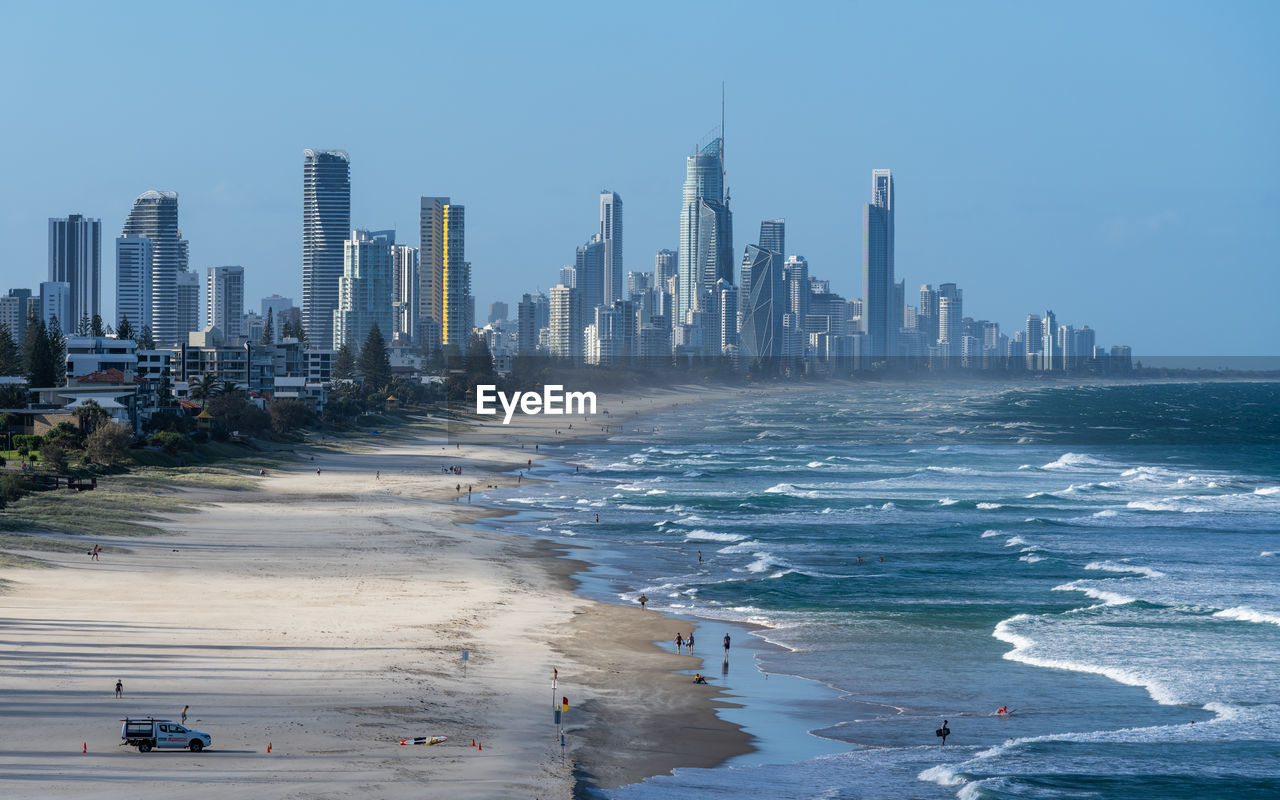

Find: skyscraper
[549,284,581,362]
[39,281,72,331]
[206,266,245,340]
[332,229,395,351]
[488,302,509,325]
[758,219,785,258]
[655,249,677,285]
[517,294,538,355]
[678,137,732,326]
[575,236,606,314]
[862,169,895,361]
[120,190,189,345]
[419,197,471,350]
[739,244,784,367]
[600,191,623,304]
[262,294,294,343]
[177,271,201,339]
[48,214,101,328]
[115,236,152,332]
[391,243,418,342]
[302,149,351,349]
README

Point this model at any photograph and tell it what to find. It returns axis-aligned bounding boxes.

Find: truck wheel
[138,742,152,753]
[189,740,204,752]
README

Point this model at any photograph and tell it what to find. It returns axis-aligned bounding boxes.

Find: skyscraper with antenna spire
[677,130,733,331]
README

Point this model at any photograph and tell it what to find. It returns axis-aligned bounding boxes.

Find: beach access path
[0,385,752,799]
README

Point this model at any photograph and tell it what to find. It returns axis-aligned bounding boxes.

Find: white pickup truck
[121,718,212,752]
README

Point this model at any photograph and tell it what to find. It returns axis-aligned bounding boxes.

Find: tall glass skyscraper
[678,137,733,326]
[302,149,351,349]
[333,229,395,350]
[739,244,783,367]
[862,169,895,361]
[120,190,189,346]
[600,191,623,304]
[48,214,101,328]
[205,266,245,340]
[758,218,785,259]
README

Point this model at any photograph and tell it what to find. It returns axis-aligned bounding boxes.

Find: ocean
[483,381,1280,799]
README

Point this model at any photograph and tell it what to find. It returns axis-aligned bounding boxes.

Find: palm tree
[190,374,219,403]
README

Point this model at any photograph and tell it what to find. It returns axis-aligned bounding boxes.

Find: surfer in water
[937,720,950,745]
[996,706,1011,716]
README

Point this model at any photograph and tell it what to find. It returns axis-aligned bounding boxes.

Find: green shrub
[148,431,193,454]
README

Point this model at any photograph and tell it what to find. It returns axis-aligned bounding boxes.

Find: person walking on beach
[638,594,648,610]
[723,633,731,654]
[91,545,100,561]
[181,705,188,724]
[687,632,695,653]
[115,680,123,698]
[675,632,683,652]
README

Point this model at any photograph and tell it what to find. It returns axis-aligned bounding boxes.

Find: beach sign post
[462,650,469,678]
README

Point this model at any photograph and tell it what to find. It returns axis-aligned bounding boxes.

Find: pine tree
[137,325,155,350]
[333,342,356,381]
[359,323,391,388]
[0,323,21,376]
[47,316,67,385]
[91,314,106,337]
[116,315,135,343]
[77,314,92,336]
[260,315,274,346]
[22,314,56,387]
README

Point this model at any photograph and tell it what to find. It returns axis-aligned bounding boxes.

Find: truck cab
[121,718,212,752]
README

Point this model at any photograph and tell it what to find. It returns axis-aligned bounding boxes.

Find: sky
[2,0,1277,356]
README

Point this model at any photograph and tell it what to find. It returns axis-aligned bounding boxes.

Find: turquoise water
[486,382,1280,799]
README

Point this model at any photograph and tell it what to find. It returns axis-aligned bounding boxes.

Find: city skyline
[1,2,1276,356]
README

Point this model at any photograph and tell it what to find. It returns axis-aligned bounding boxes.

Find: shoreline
[0,385,755,799]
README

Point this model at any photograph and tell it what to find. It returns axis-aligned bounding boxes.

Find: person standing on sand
[675,632,683,652]
[115,680,123,698]
[724,633,731,654]
[181,705,188,724]
[638,593,648,609]
[687,632,694,653]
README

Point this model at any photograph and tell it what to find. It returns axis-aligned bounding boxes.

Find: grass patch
[0,553,52,570]
[0,532,114,554]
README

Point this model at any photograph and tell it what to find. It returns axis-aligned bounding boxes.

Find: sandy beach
[0,386,752,799]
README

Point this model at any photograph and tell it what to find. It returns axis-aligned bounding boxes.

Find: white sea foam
[1126,499,1212,513]
[1085,561,1166,579]
[745,553,788,573]
[1005,536,1029,547]
[980,529,1001,538]
[1255,486,1280,496]
[1019,554,1044,563]
[1262,551,1277,557]
[1092,509,1119,518]
[1213,606,1280,627]
[917,765,964,787]
[684,530,746,543]
[1053,580,1137,606]
[976,502,1003,510]
[645,489,667,495]
[993,614,1178,705]
[938,497,960,506]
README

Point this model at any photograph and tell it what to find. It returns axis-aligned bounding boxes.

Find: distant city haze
[1,2,1276,356]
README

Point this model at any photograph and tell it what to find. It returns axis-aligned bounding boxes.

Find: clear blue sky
[2,0,1276,355]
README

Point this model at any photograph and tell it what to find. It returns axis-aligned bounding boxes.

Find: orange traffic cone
[82,742,87,753]
[267,742,272,753]
[471,738,475,747]
[478,741,482,751]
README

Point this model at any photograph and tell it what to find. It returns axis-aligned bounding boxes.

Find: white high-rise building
[548,284,581,362]
[600,191,623,304]
[115,236,152,334]
[333,229,395,350]
[120,191,191,345]
[206,266,245,340]
[392,243,419,342]
[39,281,72,331]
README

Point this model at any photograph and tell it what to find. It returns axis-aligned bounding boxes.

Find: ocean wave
[938,497,959,506]
[1084,561,1166,579]
[993,614,1178,705]
[1262,551,1277,557]
[684,530,746,543]
[1256,486,1280,496]
[1092,509,1119,518]
[925,465,980,475]
[980,529,1001,538]
[1019,553,1044,563]
[1126,498,1212,513]
[1053,580,1137,606]
[745,553,790,573]
[917,765,964,787]
[1004,536,1029,547]
[1041,452,1114,471]
[976,502,1003,510]
[645,489,667,495]
[1212,606,1280,627]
